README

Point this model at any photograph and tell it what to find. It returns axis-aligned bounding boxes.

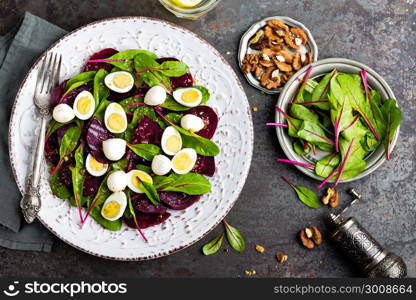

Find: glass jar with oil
[159,0,220,20]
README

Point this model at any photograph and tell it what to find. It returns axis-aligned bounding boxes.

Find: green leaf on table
[380,98,402,160]
[202,234,224,255]
[281,176,321,208]
[93,69,109,109]
[154,173,211,195]
[127,143,161,161]
[223,221,245,253]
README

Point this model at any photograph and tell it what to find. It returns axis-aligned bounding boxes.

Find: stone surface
[0,0,415,278]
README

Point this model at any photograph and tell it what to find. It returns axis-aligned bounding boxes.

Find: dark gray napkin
[0,12,67,251]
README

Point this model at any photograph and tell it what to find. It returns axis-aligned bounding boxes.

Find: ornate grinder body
[325,189,407,278]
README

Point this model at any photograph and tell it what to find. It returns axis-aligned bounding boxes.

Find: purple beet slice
[50,80,66,107]
[82,173,102,197]
[132,197,167,214]
[83,48,119,72]
[187,105,219,139]
[124,212,171,229]
[59,83,93,106]
[192,155,216,177]
[59,158,74,189]
[159,192,202,210]
[108,85,140,102]
[85,117,114,163]
[156,57,193,89]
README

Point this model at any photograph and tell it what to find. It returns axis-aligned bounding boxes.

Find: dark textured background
[0,0,415,278]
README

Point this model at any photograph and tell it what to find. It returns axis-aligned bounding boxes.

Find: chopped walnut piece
[302,52,314,66]
[275,50,293,63]
[260,67,281,89]
[267,19,289,32]
[249,30,264,45]
[290,27,308,44]
[276,61,293,72]
[299,226,323,249]
[321,187,339,208]
[281,71,294,83]
[253,65,264,78]
[255,245,265,253]
[276,252,288,263]
[292,53,302,71]
[284,32,300,50]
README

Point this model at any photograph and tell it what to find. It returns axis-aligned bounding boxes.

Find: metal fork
[21,52,62,223]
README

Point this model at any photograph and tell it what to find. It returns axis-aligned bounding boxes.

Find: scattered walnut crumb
[225,51,231,55]
[245,270,256,276]
[276,252,288,263]
[252,107,258,112]
[255,245,265,253]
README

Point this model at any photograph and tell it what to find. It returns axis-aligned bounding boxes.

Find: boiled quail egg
[161,126,182,156]
[102,138,126,161]
[104,71,134,93]
[171,148,197,174]
[151,154,172,176]
[73,90,95,120]
[180,114,204,133]
[52,103,75,123]
[172,87,202,108]
[144,86,166,106]
[85,153,109,177]
[107,170,128,192]
[101,191,127,221]
[126,170,153,193]
[104,102,127,134]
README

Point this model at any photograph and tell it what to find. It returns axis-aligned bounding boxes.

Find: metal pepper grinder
[325,188,407,278]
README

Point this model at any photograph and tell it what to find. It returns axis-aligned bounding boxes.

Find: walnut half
[321,187,339,208]
[299,226,322,249]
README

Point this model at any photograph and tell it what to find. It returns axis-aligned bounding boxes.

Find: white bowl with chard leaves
[274,58,402,186]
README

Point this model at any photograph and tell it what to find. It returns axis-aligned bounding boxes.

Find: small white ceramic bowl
[275,58,399,182]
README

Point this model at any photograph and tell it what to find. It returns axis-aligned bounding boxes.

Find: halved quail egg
[161,126,182,156]
[172,87,202,107]
[104,102,127,134]
[73,90,95,120]
[101,191,127,221]
[85,153,109,177]
[171,148,197,174]
[126,170,153,193]
[104,71,134,93]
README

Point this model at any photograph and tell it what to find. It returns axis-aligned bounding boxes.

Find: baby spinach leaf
[293,140,311,156]
[127,143,161,161]
[380,99,402,160]
[111,158,128,171]
[139,180,160,205]
[223,220,245,253]
[104,49,157,71]
[165,112,182,124]
[193,86,210,104]
[59,126,81,159]
[93,69,109,109]
[160,95,190,111]
[153,175,176,190]
[202,234,224,255]
[281,176,321,208]
[158,60,189,77]
[69,144,87,207]
[93,98,111,121]
[65,71,96,92]
[155,173,211,195]
[49,173,71,199]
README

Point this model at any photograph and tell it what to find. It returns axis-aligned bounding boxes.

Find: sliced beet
[187,105,219,139]
[133,198,167,214]
[85,117,114,163]
[59,159,74,189]
[60,83,93,106]
[192,155,216,177]
[108,85,139,102]
[82,173,102,197]
[45,133,59,165]
[83,48,119,72]
[156,57,193,89]
[133,115,163,145]
[159,192,202,210]
[50,80,66,107]
[124,212,171,229]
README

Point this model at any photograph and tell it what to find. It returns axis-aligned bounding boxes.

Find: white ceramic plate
[8,17,253,260]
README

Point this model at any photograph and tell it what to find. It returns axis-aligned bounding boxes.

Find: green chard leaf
[202,234,224,255]
[134,53,172,92]
[297,121,334,152]
[223,221,245,253]
[102,49,158,71]
[160,95,190,111]
[315,153,340,178]
[158,60,189,77]
[380,99,402,160]
[154,173,211,195]
[111,158,128,171]
[293,140,311,156]
[69,144,87,207]
[46,119,72,139]
[93,69,110,109]
[309,69,337,110]
[127,143,161,161]
[165,112,183,124]
[93,98,111,121]
[49,172,71,199]
[193,86,210,104]
[139,180,160,205]
[65,71,96,93]
[281,176,321,208]
[59,126,81,159]
[135,164,153,174]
